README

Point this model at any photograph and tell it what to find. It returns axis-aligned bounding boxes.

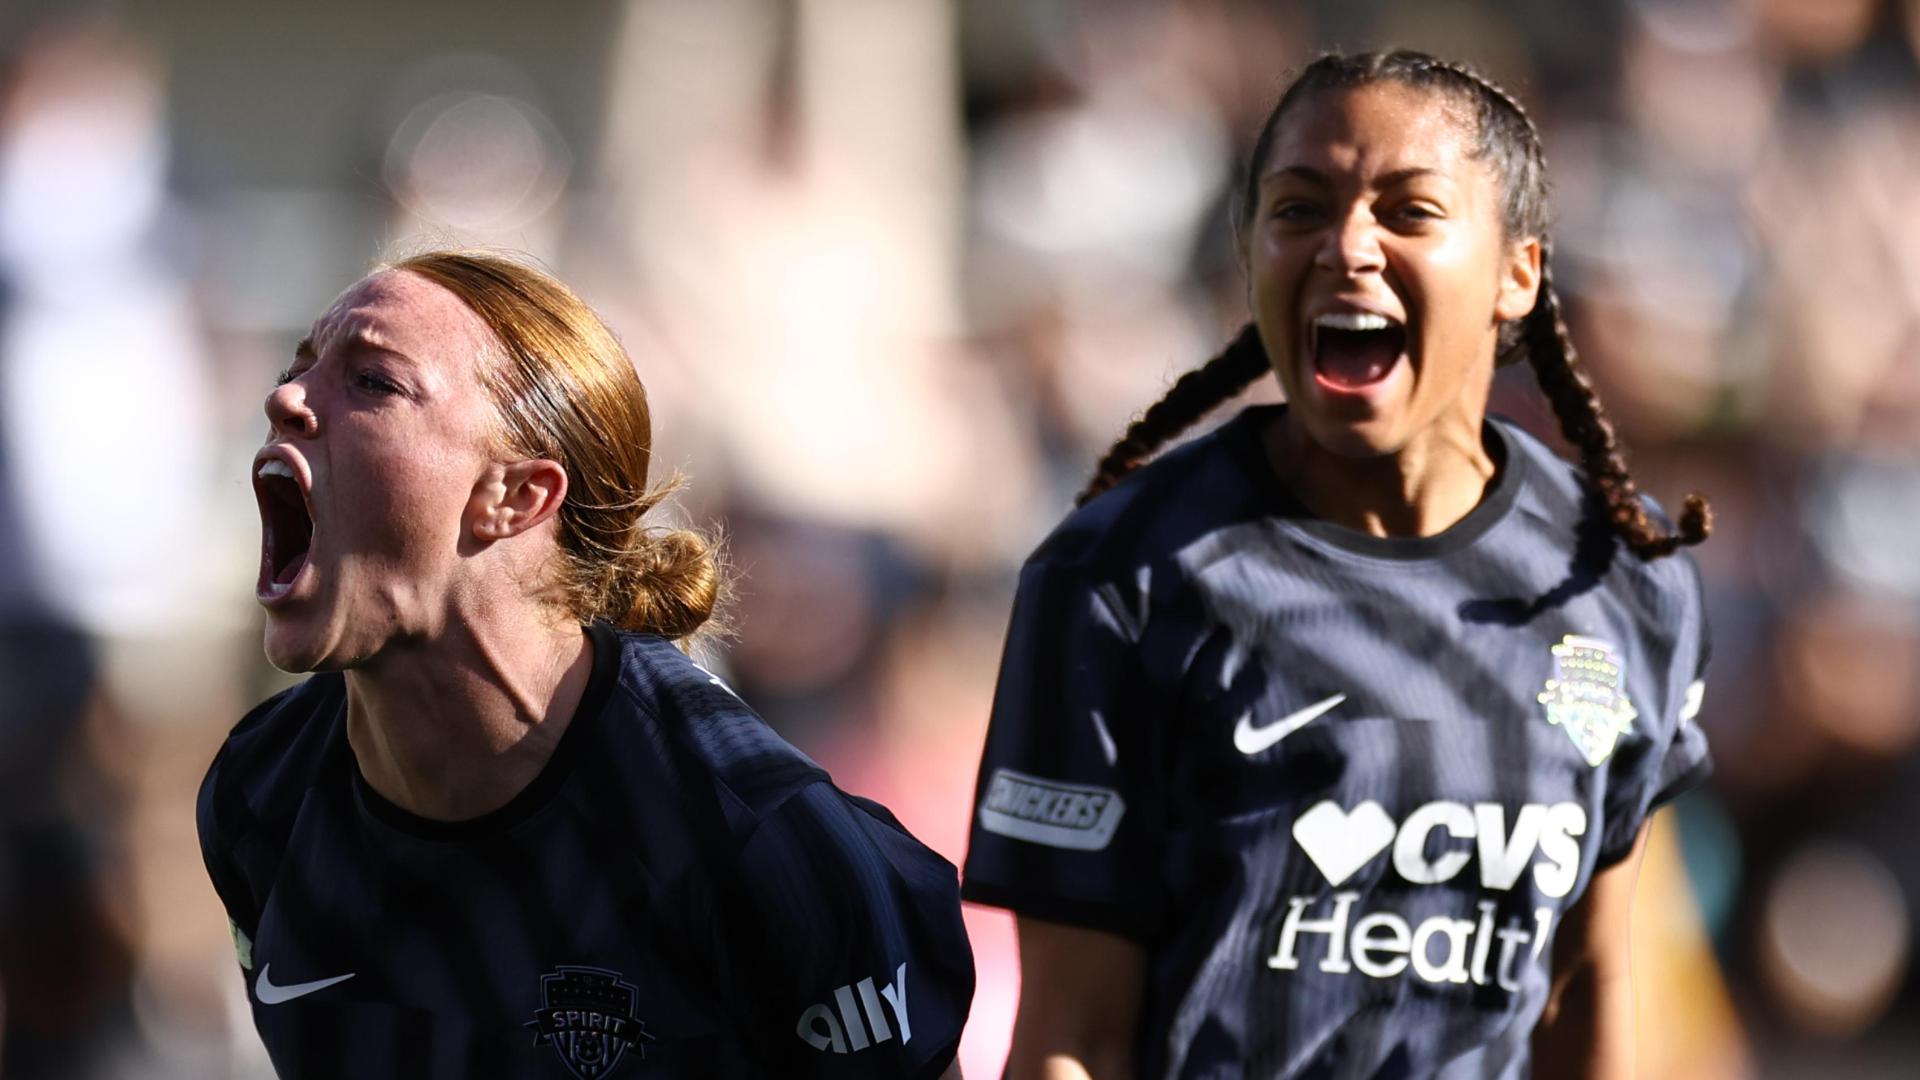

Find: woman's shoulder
[598,631,831,830]
[1031,407,1272,582]
[199,674,347,844]
[1495,416,1593,518]
[1495,415,1705,611]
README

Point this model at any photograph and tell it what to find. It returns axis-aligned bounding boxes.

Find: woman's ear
[468,459,568,542]
[1495,235,1542,323]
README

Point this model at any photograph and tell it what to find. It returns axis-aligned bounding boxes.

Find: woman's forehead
[308,269,495,368]
[1262,82,1480,181]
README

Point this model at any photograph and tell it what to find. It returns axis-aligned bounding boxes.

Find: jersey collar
[1224,403,1526,562]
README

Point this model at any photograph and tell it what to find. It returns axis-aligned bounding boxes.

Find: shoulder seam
[1036,424,1246,579]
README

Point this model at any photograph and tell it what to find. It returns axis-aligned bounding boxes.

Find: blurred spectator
[0,17,160,1077]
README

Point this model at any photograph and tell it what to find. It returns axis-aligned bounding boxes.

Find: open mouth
[1309,312,1407,391]
[255,458,313,598]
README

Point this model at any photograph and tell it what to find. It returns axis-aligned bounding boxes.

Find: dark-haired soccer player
[964,51,1712,1079]
[199,251,972,1078]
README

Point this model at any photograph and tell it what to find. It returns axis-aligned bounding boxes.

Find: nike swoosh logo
[1234,693,1346,756]
[255,963,356,1005]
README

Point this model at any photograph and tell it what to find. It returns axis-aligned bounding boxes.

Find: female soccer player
[198,251,972,1078]
[963,51,1712,1079]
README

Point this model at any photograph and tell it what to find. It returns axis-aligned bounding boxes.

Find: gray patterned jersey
[963,404,1710,1080]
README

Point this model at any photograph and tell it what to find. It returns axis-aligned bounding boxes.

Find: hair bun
[387,250,735,638]
[612,524,726,641]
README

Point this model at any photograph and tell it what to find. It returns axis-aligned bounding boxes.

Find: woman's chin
[262,612,336,674]
[1291,368,1414,454]
[1296,407,1410,461]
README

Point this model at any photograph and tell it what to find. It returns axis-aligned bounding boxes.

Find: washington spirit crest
[525,966,653,1078]
[1537,635,1638,767]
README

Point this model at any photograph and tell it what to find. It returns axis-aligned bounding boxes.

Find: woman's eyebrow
[1262,164,1331,186]
[1374,166,1442,188]
[1261,164,1442,187]
[320,325,421,368]
[346,330,418,365]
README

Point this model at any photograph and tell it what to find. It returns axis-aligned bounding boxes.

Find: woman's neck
[343,614,593,823]
[1265,408,1500,539]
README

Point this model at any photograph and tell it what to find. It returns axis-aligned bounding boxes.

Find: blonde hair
[389,250,726,640]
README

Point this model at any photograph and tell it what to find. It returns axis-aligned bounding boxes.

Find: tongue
[274,549,308,586]
[1316,331,1401,389]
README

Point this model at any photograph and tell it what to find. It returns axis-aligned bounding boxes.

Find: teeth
[257,459,295,481]
[1313,312,1398,332]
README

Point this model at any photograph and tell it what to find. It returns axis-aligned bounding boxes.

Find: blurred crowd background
[0,0,1915,1076]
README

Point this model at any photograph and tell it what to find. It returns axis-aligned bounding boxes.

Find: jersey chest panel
[245,790,743,1078]
[1137,543,1673,1069]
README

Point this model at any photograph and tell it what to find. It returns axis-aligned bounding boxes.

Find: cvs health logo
[1270,799,1588,991]
[1290,799,1586,896]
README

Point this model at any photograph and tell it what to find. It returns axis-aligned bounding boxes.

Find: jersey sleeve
[961,555,1168,940]
[196,684,319,977]
[196,743,262,972]
[730,782,973,1079]
[1597,559,1714,865]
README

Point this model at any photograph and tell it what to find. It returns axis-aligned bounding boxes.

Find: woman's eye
[1270,200,1320,222]
[274,369,295,388]
[356,372,401,395]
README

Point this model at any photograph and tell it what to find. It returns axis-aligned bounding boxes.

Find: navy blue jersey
[963,405,1710,1079]
[199,623,973,1078]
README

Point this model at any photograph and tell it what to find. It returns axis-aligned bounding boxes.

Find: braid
[1076,324,1269,506]
[1423,55,1716,559]
[1524,247,1711,559]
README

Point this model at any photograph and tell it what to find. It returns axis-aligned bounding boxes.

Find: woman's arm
[1531,822,1651,1079]
[1004,917,1147,1080]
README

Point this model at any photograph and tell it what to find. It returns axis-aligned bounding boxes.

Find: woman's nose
[264,378,318,438]
[1315,210,1386,276]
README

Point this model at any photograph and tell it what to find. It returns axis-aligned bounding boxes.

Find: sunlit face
[252,270,506,672]
[1244,82,1538,460]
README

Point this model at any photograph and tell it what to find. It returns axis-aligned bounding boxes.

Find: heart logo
[1291,800,1395,886]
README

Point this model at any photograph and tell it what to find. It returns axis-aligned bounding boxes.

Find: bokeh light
[1760,841,1910,1036]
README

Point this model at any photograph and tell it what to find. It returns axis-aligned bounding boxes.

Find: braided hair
[1075,50,1711,561]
